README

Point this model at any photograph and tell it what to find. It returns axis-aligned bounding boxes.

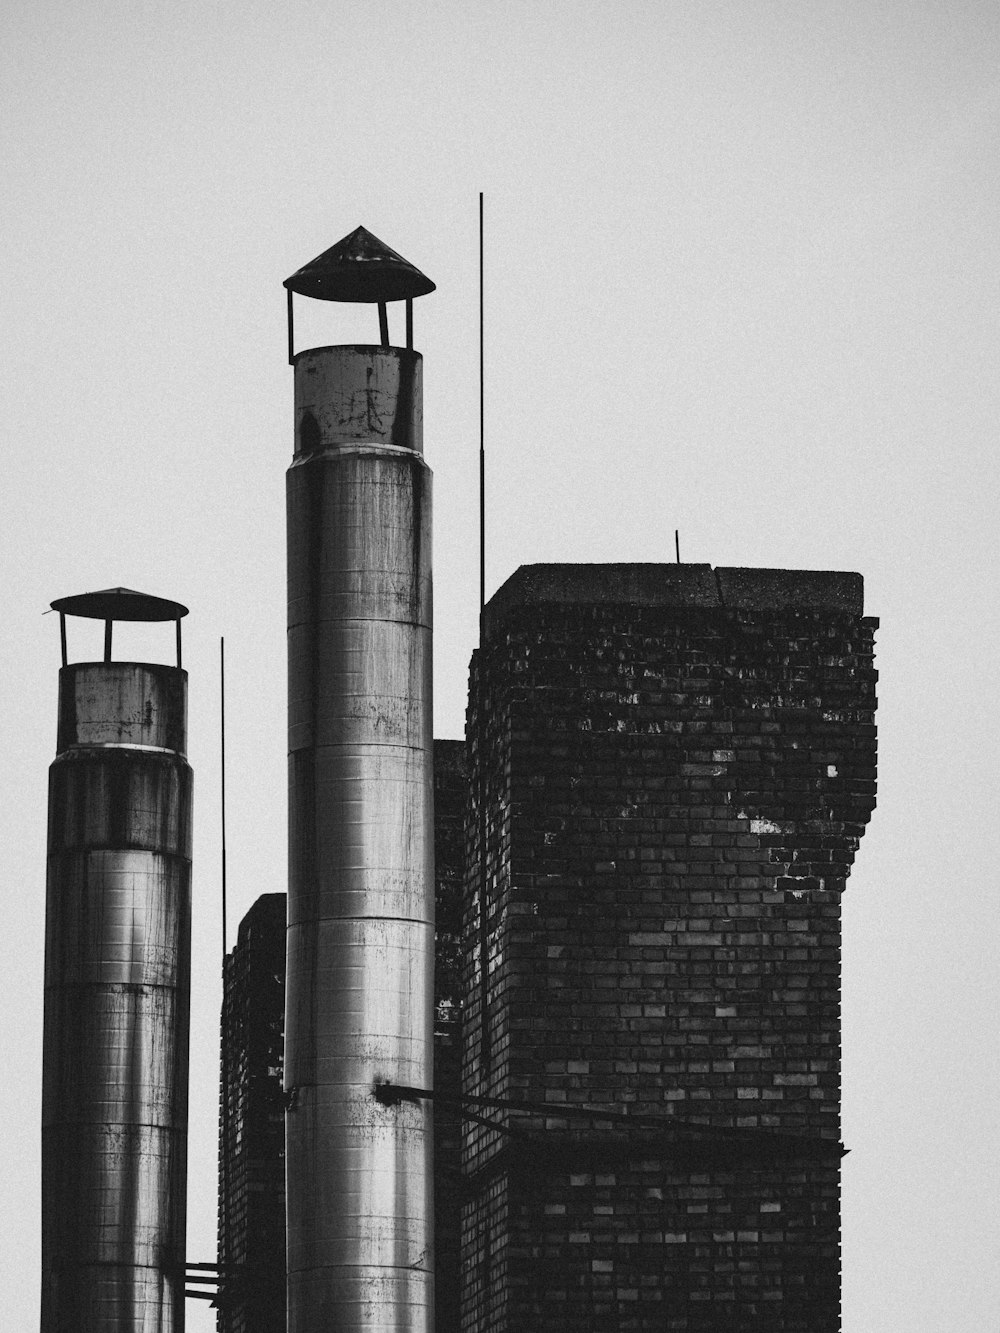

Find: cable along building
[461,563,877,1333]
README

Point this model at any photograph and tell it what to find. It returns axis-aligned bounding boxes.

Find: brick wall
[461,564,877,1333]
[435,739,468,1333]
[218,893,287,1333]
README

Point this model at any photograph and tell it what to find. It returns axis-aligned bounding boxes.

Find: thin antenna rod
[479,192,485,620]
[675,529,680,564]
[478,192,491,1074]
[220,636,227,959]
[219,634,230,1305]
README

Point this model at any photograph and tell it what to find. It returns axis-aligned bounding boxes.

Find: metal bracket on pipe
[372,1079,425,1108]
[372,1081,848,1160]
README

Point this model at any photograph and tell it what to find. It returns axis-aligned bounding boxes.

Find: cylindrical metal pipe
[42,661,192,1333]
[285,344,434,1332]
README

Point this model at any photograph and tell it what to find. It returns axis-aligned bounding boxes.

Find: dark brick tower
[434,740,471,1333]
[218,894,287,1333]
[461,564,877,1333]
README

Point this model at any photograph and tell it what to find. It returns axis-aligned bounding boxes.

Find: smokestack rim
[289,342,423,367]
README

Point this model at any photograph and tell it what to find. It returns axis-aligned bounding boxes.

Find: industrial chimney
[283,228,436,1331]
[41,588,192,1333]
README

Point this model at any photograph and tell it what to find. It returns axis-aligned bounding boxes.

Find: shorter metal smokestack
[41,588,192,1333]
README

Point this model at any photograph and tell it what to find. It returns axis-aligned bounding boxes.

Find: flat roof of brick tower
[483,563,865,638]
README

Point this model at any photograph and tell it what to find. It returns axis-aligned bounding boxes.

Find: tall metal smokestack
[41,588,192,1333]
[283,227,436,1331]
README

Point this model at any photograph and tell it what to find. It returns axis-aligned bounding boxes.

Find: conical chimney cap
[283,225,436,303]
[51,587,188,622]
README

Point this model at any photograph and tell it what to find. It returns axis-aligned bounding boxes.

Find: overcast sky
[2,2,998,1329]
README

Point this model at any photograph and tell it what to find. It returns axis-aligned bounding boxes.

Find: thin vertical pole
[406,298,413,350]
[59,613,67,667]
[220,636,227,960]
[219,634,230,1305]
[378,301,389,347]
[287,288,295,366]
[675,529,680,564]
[104,620,113,662]
[478,191,491,1075]
[479,193,486,624]
[176,618,183,669]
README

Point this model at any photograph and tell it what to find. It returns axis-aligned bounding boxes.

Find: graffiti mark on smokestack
[41,588,192,1333]
[283,228,436,1332]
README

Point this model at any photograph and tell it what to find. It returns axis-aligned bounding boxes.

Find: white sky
[2,2,998,1329]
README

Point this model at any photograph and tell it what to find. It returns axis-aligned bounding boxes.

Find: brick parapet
[483,564,866,639]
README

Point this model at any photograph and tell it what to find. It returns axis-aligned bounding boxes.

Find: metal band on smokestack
[41,588,192,1333]
[283,228,436,1332]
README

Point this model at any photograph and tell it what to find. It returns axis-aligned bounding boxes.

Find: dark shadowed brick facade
[461,564,877,1333]
[218,893,287,1333]
[434,739,469,1333]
